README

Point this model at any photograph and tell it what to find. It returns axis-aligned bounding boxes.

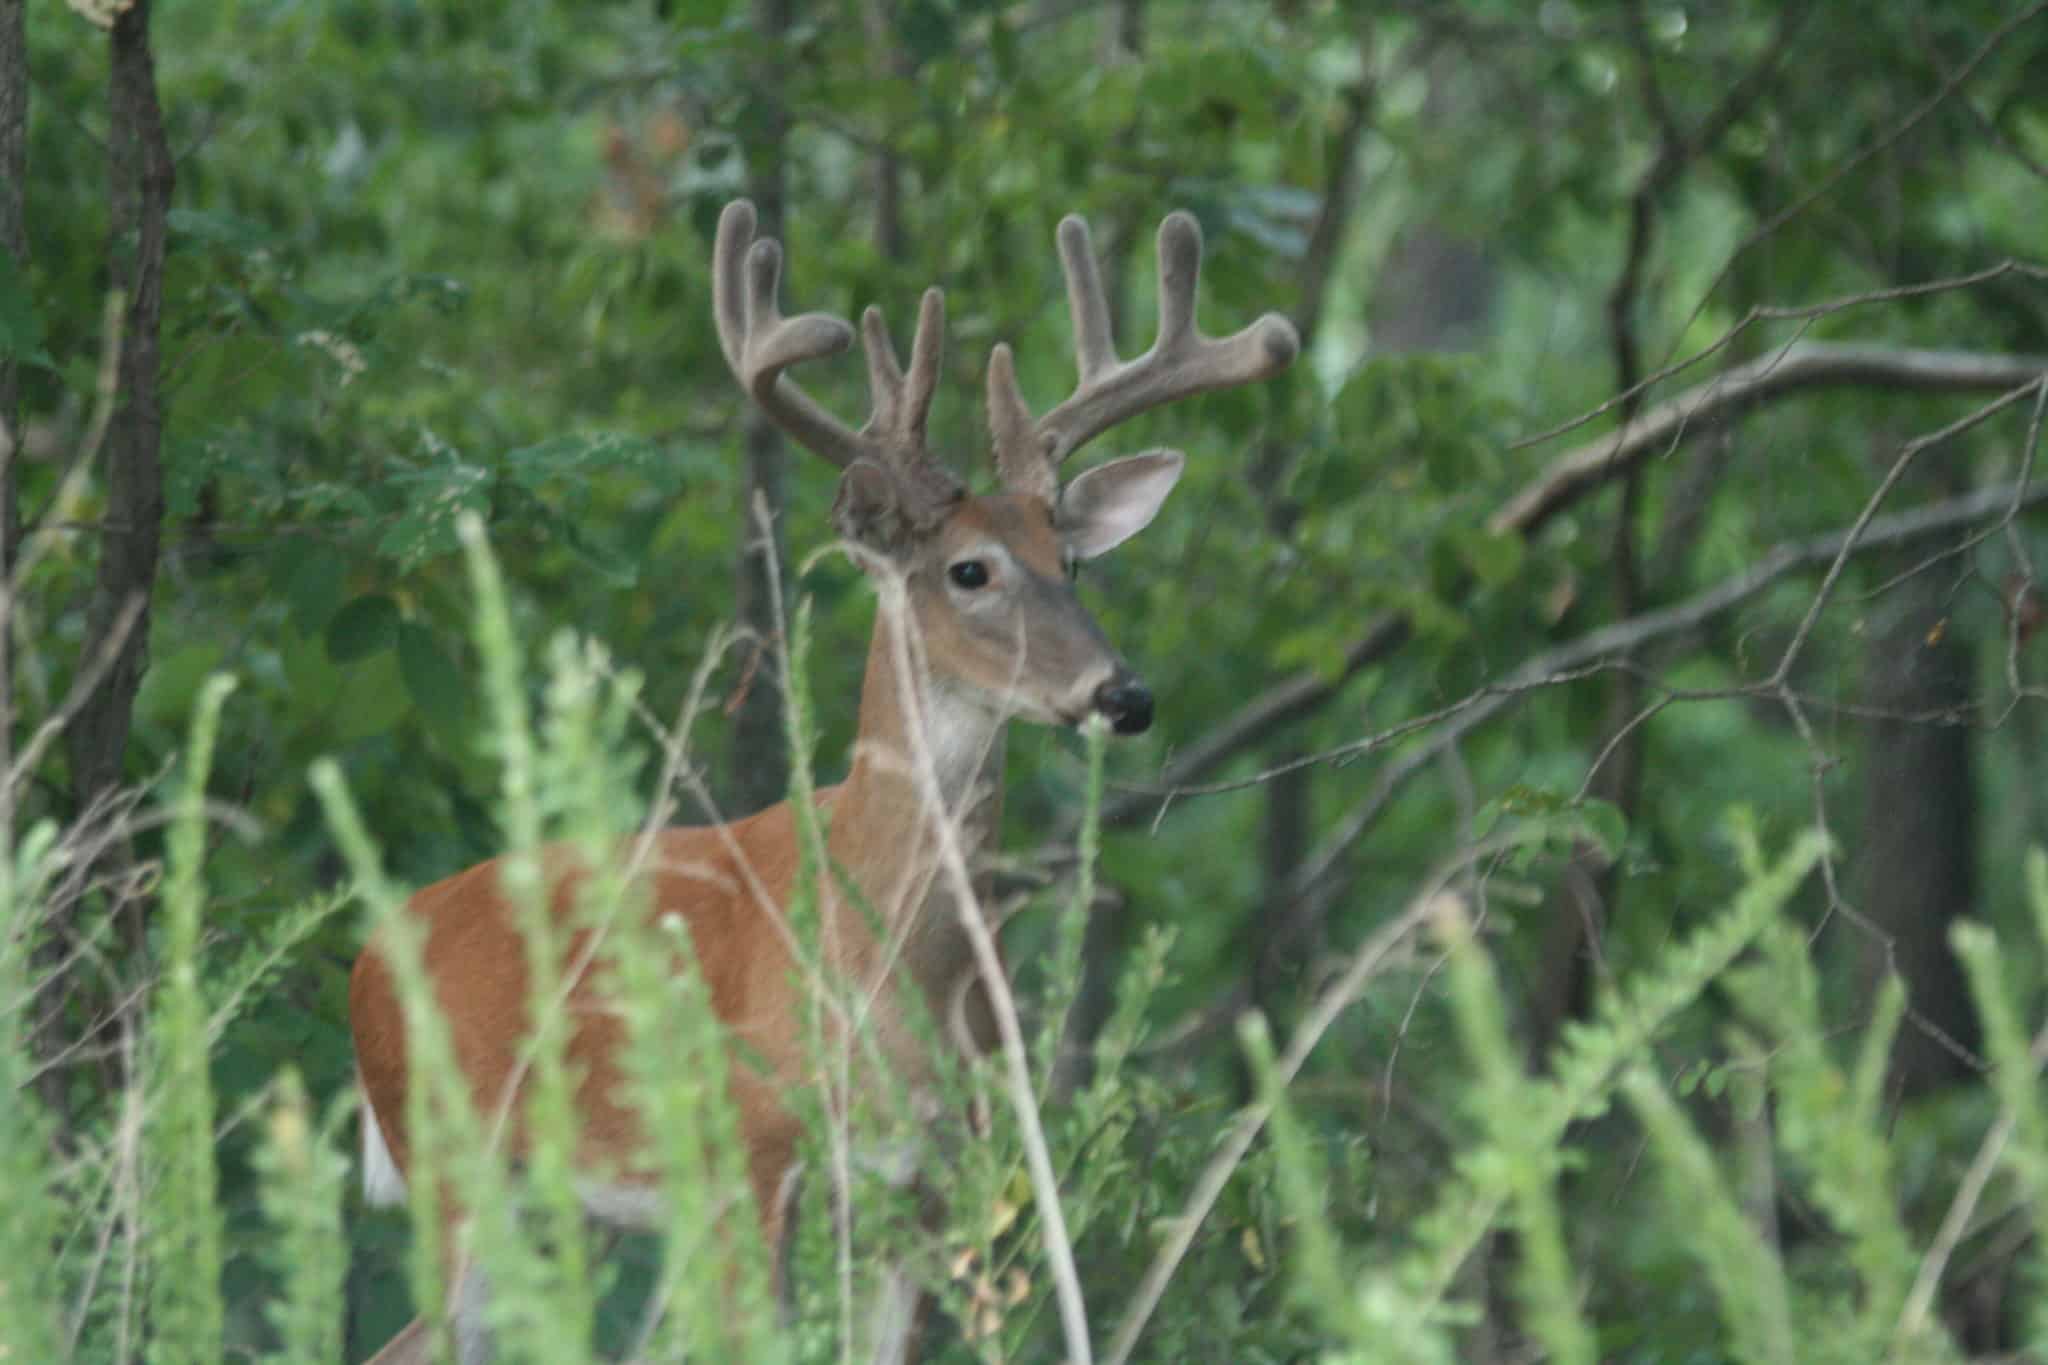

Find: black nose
[1093,678,1154,735]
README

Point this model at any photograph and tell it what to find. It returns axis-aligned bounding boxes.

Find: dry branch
[1098,342,2048,830]
[1061,465,2047,1116]
[1101,856,1507,1365]
[1669,0,2048,358]
[1292,469,2048,904]
[1492,343,2048,537]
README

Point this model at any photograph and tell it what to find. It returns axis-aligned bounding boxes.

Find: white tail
[349,199,1297,1363]
[356,1069,407,1208]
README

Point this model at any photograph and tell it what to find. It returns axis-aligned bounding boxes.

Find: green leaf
[898,0,956,64]
[398,623,468,740]
[1577,799,1628,862]
[1496,783,1569,818]
[500,432,670,495]
[377,464,491,571]
[136,641,229,733]
[0,247,49,367]
[285,544,350,636]
[166,207,280,252]
[1447,525,1525,589]
[551,514,641,587]
[328,652,412,744]
[326,595,400,663]
[1270,623,1353,681]
[282,631,341,716]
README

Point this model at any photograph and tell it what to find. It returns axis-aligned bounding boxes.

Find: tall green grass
[1,806,69,1361]
[8,522,2048,1362]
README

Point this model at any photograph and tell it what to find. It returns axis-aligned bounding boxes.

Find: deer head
[712,200,1298,735]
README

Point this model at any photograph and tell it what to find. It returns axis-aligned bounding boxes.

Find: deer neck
[828,599,1007,1002]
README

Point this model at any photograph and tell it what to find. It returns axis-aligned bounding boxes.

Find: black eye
[948,560,991,590]
[1064,555,1081,583]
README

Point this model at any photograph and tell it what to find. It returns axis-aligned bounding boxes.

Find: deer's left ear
[1058,449,1185,561]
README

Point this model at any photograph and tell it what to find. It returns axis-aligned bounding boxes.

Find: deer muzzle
[1093,675,1155,735]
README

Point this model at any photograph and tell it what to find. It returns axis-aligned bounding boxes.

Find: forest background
[7,0,2048,1361]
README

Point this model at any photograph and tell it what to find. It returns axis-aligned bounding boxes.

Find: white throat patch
[918,680,1004,804]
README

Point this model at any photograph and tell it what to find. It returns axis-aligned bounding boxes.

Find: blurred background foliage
[9,0,2048,1358]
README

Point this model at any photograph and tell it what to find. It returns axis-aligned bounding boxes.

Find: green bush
[8,525,2048,1362]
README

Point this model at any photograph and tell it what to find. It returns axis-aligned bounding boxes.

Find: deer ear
[1058,449,1185,560]
[832,459,915,557]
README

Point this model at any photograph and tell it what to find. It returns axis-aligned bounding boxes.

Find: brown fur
[350,486,1143,1362]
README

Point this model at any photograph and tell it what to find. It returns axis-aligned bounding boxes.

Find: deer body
[352,619,1001,1219]
[351,202,1295,1364]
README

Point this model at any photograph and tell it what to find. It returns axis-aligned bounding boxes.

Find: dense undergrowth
[5,522,2048,1363]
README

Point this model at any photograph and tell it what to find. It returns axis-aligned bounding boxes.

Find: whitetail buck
[350,198,1297,1363]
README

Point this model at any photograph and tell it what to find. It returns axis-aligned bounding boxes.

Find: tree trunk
[1,0,26,815]
[1047,0,1159,1104]
[67,0,173,822]
[36,0,174,1123]
[1245,59,1376,1012]
[725,0,792,818]
[1856,565,1978,1096]
[861,0,912,264]
[1366,230,1495,355]
[1250,743,1313,1017]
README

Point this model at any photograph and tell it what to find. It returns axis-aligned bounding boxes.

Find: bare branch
[1290,464,2048,903]
[1098,614,1407,829]
[13,291,126,581]
[1102,853,1514,1365]
[1494,344,2048,538]
[1513,263,2047,455]
[1100,342,2047,829]
[1664,0,2048,370]
[1770,379,2045,682]
[1293,47,1377,354]
[7,595,146,796]
[1893,1024,2048,1349]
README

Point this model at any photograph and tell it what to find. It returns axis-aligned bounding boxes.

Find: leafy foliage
[9,0,2048,1360]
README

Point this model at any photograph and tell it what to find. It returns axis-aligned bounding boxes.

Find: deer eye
[947,560,991,590]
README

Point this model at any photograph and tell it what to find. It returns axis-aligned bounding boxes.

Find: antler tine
[1154,211,1202,349]
[859,305,904,435]
[857,287,948,450]
[904,287,946,445]
[857,287,962,512]
[1031,209,1300,469]
[988,343,1056,502]
[1056,216,1118,383]
[712,200,866,469]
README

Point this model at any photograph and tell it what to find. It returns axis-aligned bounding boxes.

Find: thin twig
[4,595,145,793]
[13,290,126,568]
[1100,341,2046,829]
[1101,847,1516,1365]
[1292,463,2048,902]
[1510,265,2046,455]
[1893,1025,2048,1349]
[1771,379,2045,683]
[1122,465,2048,820]
[1495,345,2048,537]
[1657,0,2048,379]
